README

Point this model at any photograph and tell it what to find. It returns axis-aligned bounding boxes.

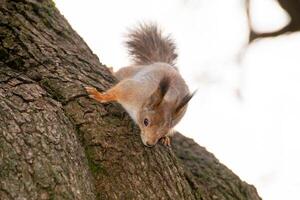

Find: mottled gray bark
[0,0,261,199]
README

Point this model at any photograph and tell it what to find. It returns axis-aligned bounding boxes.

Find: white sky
[54,0,300,199]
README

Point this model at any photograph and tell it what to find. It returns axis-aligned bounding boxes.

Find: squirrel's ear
[173,90,197,117]
[148,77,170,108]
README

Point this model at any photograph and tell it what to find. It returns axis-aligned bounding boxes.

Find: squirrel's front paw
[85,86,99,100]
[85,86,116,103]
[160,136,171,147]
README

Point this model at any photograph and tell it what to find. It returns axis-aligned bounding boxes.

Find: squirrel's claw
[85,86,101,101]
[160,136,171,147]
[85,86,98,94]
[85,86,116,103]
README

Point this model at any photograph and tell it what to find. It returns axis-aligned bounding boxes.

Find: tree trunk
[0,0,261,199]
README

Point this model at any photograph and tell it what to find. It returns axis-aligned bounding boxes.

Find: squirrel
[85,23,195,147]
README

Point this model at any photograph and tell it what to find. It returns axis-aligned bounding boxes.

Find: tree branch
[247,0,300,43]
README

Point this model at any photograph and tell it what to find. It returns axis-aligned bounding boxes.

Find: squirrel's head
[137,77,195,147]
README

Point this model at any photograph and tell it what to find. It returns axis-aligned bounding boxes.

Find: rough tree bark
[0,0,261,199]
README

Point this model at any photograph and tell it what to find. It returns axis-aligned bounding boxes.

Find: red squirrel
[86,23,195,147]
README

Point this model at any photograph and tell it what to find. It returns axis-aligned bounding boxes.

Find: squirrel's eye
[144,118,149,126]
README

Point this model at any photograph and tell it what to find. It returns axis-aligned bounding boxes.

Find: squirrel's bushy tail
[126,23,177,66]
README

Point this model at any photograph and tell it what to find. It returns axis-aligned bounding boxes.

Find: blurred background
[53,0,300,199]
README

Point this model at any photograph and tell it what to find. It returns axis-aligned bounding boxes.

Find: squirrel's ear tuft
[148,77,170,108]
[174,90,197,115]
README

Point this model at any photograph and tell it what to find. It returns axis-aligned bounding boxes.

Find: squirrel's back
[126,23,177,66]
